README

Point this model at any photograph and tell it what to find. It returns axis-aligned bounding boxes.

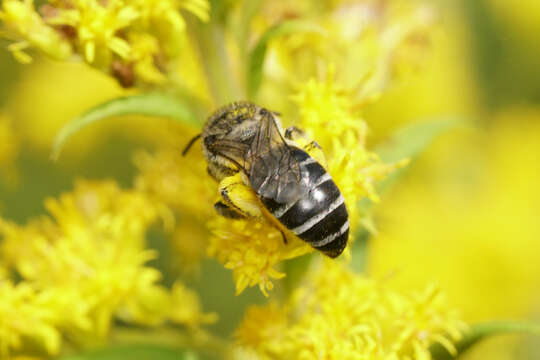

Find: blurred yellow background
[1,0,539,359]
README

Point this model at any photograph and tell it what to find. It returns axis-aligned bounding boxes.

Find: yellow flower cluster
[133,146,213,220]
[235,261,467,360]
[133,146,215,273]
[207,70,401,296]
[0,0,210,86]
[0,180,215,357]
[0,0,71,63]
[207,217,313,296]
[293,68,407,229]
[255,0,435,105]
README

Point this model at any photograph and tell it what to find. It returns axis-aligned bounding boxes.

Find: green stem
[110,326,230,358]
[187,18,243,106]
[237,0,263,68]
[430,321,540,360]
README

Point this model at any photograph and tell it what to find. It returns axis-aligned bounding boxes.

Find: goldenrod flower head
[134,147,214,220]
[293,68,407,229]
[0,0,210,85]
[256,0,435,103]
[207,216,312,296]
[168,281,218,327]
[0,180,214,356]
[0,0,72,63]
[134,147,214,272]
[49,0,139,64]
[235,261,466,360]
[0,281,63,357]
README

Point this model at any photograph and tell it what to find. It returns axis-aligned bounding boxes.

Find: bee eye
[204,134,217,147]
[259,108,269,116]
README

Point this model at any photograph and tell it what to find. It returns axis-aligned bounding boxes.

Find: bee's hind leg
[279,229,288,244]
[217,173,263,218]
[214,200,245,219]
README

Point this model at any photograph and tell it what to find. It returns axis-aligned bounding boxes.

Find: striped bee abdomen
[260,150,349,258]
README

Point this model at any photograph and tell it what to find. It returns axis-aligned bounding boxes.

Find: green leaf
[52,93,201,160]
[247,20,324,98]
[357,116,466,213]
[376,116,465,163]
[58,344,198,360]
[352,117,466,272]
[236,0,263,57]
[349,228,370,273]
[430,321,540,360]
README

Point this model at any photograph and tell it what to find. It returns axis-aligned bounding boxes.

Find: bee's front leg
[217,173,263,218]
[284,126,305,140]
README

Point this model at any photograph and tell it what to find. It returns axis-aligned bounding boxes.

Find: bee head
[203,134,217,148]
[201,102,282,158]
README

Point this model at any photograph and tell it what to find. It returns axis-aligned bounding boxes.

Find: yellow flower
[0,280,63,357]
[168,281,218,327]
[0,180,215,356]
[133,146,214,272]
[0,0,210,85]
[293,68,407,226]
[0,0,72,63]
[235,261,467,360]
[207,216,312,296]
[254,0,435,107]
[50,0,139,64]
[133,146,214,220]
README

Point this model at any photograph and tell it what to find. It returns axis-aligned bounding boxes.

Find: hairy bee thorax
[196,101,349,258]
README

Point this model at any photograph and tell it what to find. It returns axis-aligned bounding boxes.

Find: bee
[183,102,349,258]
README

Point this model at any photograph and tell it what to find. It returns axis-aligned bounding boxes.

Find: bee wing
[205,137,251,170]
[248,112,310,204]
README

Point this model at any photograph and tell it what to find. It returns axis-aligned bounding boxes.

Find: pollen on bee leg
[218,174,263,218]
[214,201,245,219]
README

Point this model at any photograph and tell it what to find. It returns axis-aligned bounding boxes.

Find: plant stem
[110,326,230,358]
[187,18,243,107]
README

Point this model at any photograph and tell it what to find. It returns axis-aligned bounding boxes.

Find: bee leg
[304,140,322,152]
[214,200,245,219]
[218,173,263,218]
[284,126,328,167]
[279,229,288,244]
[284,126,305,140]
[305,142,328,169]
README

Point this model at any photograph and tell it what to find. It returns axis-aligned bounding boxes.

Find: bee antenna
[182,134,202,156]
